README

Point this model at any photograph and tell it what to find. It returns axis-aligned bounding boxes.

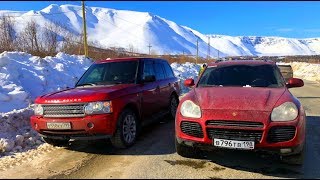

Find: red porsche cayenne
[175,60,306,165]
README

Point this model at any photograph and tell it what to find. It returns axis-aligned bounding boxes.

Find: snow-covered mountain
[1,4,320,57]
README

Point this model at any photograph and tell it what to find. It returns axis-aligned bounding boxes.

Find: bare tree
[0,15,16,52]
[16,20,42,54]
[42,21,60,55]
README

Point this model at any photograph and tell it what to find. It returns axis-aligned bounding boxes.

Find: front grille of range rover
[42,104,85,118]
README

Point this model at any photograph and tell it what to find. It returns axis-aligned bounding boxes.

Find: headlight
[34,104,43,115]
[84,101,112,115]
[271,102,298,121]
[180,100,201,118]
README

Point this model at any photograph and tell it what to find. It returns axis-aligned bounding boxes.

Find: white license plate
[47,122,71,130]
[213,138,254,150]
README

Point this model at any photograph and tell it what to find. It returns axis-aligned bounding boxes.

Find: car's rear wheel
[175,138,201,158]
[111,109,138,149]
[42,137,69,147]
[169,94,179,119]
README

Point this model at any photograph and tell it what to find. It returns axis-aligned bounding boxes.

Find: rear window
[198,64,285,88]
[154,62,166,80]
[162,61,175,78]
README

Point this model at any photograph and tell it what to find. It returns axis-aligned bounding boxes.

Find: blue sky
[1,1,320,38]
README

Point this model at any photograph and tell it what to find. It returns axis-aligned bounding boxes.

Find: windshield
[76,61,138,87]
[198,64,285,88]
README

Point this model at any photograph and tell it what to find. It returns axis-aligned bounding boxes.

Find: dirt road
[0,80,319,179]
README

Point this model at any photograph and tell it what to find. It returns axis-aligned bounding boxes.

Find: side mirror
[286,78,304,88]
[184,78,195,87]
[143,75,156,83]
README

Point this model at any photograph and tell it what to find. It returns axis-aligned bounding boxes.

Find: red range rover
[175,60,306,165]
[31,57,180,148]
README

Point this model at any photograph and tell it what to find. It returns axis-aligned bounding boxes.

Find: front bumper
[30,113,116,140]
[175,109,306,155]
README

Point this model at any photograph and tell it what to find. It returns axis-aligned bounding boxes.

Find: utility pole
[207,36,210,60]
[147,43,152,55]
[82,1,88,58]
[196,38,199,64]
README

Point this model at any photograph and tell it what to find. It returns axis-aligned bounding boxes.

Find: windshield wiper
[76,83,97,87]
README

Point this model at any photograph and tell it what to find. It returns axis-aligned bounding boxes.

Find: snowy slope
[1,4,320,57]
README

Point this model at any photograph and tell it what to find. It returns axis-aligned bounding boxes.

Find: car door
[153,60,169,111]
[140,59,159,119]
[160,60,176,107]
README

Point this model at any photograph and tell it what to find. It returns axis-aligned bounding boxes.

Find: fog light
[280,148,292,154]
[87,122,94,129]
[184,141,194,147]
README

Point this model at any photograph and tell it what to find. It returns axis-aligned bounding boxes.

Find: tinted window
[162,61,175,78]
[154,62,166,80]
[143,60,156,79]
[198,65,285,88]
[76,61,138,86]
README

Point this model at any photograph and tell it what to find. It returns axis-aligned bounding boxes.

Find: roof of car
[208,60,276,67]
[95,57,164,64]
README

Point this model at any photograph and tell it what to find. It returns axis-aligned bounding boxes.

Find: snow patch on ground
[0,108,42,156]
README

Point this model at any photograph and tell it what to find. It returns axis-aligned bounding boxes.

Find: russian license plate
[213,138,254,150]
[47,122,71,130]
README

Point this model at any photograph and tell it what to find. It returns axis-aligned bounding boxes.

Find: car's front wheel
[169,94,179,119]
[111,108,138,149]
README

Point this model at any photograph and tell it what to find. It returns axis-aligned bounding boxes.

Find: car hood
[194,87,286,111]
[36,84,138,104]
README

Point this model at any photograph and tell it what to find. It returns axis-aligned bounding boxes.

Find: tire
[175,138,201,159]
[111,108,138,149]
[169,94,179,120]
[42,137,69,147]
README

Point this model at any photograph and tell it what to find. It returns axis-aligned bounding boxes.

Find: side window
[153,62,166,80]
[162,61,175,78]
[86,66,105,82]
[143,61,155,79]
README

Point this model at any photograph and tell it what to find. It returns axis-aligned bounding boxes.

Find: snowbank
[277,62,320,83]
[0,51,93,113]
[0,51,92,157]
[171,62,201,94]
[290,62,320,83]
[0,108,42,156]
